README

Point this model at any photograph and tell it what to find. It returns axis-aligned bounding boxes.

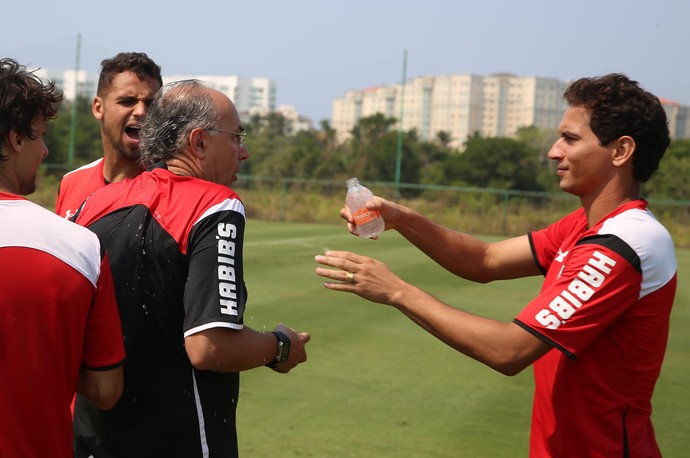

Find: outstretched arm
[315,251,550,376]
[342,198,541,283]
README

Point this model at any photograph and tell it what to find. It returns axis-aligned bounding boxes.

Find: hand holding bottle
[341,193,410,239]
[345,177,385,238]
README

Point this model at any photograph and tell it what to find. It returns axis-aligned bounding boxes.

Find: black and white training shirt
[73,163,247,458]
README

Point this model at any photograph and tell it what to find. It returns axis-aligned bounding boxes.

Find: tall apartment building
[481,73,567,138]
[162,74,277,115]
[33,68,95,100]
[661,98,690,139]
[32,67,314,131]
[34,68,280,121]
[332,72,567,149]
[274,105,314,134]
[428,74,484,145]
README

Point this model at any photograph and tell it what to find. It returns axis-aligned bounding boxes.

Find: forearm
[390,283,548,375]
[315,250,548,374]
[185,327,277,372]
[394,209,495,282]
[78,366,123,410]
[395,207,539,282]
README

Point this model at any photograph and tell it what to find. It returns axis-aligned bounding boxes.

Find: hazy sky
[3,0,688,123]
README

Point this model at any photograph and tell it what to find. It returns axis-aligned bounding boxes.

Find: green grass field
[235,220,690,457]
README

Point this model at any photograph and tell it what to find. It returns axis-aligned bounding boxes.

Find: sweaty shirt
[73,164,247,457]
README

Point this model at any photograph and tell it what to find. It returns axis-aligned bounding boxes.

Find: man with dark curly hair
[316,73,676,457]
[0,58,124,458]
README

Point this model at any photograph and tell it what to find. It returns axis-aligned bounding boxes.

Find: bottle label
[352,208,382,226]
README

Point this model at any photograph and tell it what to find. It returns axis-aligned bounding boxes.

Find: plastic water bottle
[345,177,385,238]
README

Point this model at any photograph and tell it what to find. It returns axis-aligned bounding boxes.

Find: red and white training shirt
[515,199,676,457]
[55,158,108,219]
[0,193,125,458]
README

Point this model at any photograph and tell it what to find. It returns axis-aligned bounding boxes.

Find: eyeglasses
[206,128,247,146]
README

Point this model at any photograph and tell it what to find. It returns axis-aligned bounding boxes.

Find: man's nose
[547,140,562,160]
[133,101,148,117]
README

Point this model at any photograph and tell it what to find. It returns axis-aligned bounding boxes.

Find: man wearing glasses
[71,80,311,457]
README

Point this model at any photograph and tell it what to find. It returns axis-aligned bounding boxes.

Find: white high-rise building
[162,74,276,115]
[332,85,398,135]
[429,74,484,146]
[333,73,568,149]
[661,98,690,139]
[274,105,313,134]
[32,68,313,132]
[33,68,96,100]
[481,73,567,138]
[333,72,690,147]
[34,68,276,115]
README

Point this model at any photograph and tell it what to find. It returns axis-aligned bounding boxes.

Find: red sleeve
[529,208,588,274]
[516,242,641,358]
[55,160,107,219]
[82,253,125,370]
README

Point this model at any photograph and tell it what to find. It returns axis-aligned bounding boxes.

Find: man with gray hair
[72,80,311,457]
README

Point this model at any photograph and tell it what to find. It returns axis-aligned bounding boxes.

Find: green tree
[515,125,559,155]
[347,114,421,183]
[441,134,546,191]
[318,120,339,152]
[242,113,293,177]
[44,96,101,168]
[435,130,453,149]
[515,125,561,192]
[349,114,396,152]
[282,129,347,179]
[243,113,347,181]
[645,139,690,200]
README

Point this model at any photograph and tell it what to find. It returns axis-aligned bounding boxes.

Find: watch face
[279,341,290,361]
[275,331,291,362]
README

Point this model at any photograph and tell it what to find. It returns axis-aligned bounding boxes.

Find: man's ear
[92,96,103,120]
[612,136,635,167]
[188,128,207,159]
[6,129,23,152]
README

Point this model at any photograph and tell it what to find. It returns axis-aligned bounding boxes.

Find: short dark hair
[564,73,670,183]
[0,58,63,160]
[97,52,162,96]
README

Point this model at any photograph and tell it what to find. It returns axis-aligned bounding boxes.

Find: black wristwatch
[266,331,291,368]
